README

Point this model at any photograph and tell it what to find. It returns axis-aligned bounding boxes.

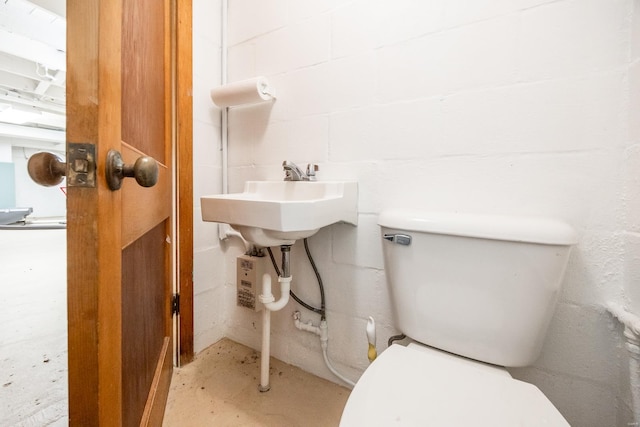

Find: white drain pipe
[607,302,640,422]
[258,273,291,392]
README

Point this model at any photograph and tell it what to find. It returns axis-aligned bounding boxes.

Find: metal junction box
[236,254,265,311]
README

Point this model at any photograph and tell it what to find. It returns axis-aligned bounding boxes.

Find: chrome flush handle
[383,233,412,245]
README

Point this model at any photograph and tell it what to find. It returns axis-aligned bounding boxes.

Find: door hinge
[172,293,180,316]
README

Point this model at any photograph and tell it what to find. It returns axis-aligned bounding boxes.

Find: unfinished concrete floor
[163,338,351,427]
[0,228,68,426]
[1,229,349,426]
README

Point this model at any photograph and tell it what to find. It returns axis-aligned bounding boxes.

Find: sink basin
[201,181,358,247]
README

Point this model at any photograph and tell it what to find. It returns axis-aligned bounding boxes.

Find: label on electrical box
[237,286,256,309]
[236,254,264,311]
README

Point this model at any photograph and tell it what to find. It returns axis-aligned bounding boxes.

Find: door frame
[175,0,194,366]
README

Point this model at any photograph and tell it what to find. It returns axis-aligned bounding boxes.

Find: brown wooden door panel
[121,143,172,249]
[122,222,169,426]
[121,0,167,164]
[67,0,174,425]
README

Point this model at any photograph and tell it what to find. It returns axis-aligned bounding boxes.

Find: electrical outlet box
[236,254,265,311]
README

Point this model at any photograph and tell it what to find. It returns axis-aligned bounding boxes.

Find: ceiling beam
[0,135,64,152]
[0,52,65,90]
[0,92,65,114]
[34,69,65,96]
[27,0,65,18]
[0,70,65,104]
[0,70,38,93]
[0,122,64,143]
[0,28,65,72]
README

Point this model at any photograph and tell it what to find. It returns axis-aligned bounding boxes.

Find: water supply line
[258,245,292,392]
[273,238,356,388]
[293,311,356,388]
[607,302,640,422]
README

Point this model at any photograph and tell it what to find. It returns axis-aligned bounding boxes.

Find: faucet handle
[306,163,318,181]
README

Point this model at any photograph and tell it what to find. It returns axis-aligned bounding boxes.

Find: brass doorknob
[105,149,159,191]
[27,152,66,187]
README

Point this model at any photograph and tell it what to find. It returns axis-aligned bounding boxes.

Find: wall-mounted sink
[201,181,358,247]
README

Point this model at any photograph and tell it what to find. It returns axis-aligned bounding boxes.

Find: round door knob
[106,149,159,191]
[27,152,66,187]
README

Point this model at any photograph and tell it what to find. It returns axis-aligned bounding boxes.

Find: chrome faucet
[282,161,318,181]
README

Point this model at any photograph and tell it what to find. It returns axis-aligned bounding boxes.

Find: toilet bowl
[340,210,577,426]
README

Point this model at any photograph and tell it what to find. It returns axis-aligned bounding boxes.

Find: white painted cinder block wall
[193,1,640,425]
[192,0,226,352]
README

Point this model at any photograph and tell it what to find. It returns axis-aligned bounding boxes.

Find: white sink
[201,181,358,247]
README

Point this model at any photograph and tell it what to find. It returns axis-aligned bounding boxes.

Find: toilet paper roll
[210,76,275,107]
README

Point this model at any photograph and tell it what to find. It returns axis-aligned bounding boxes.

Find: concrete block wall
[193,1,640,425]
[192,0,226,353]
[618,0,640,423]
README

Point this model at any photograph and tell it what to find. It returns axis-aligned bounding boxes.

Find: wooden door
[66,0,174,425]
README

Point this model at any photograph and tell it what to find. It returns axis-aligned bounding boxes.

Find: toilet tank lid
[378,210,579,245]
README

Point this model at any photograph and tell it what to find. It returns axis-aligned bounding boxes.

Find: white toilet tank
[378,210,578,367]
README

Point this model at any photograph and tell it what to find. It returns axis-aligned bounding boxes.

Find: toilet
[340,210,578,426]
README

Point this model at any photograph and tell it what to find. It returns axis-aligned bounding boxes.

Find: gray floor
[164,338,350,427]
[0,228,68,426]
[0,229,350,426]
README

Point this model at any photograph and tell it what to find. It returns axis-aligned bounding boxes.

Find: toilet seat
[340,344,569,427]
